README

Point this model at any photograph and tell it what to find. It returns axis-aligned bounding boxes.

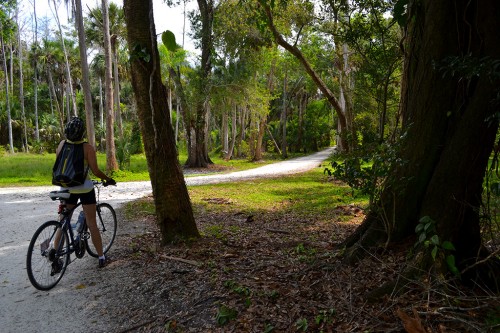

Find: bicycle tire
[86,203,117,258]
[26,221,70,290]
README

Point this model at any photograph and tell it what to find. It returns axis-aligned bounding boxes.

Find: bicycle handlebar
[92,179,117,187]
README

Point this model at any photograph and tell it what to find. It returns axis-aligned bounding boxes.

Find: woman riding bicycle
[56,117,116,268]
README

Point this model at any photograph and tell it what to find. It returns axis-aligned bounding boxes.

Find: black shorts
[66,189,97,205]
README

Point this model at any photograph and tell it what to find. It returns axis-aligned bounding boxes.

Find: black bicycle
[26,181,117,290]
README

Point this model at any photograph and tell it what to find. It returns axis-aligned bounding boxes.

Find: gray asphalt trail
[0,147,334,333]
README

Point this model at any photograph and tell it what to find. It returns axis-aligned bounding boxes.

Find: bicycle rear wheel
[26,221,70,290]
[86,203,117,257]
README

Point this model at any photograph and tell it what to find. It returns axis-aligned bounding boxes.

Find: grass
[0,150,281,187]
[124,166,369,222]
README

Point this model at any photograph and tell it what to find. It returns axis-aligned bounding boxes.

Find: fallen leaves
[396,308,427,333]
[93,199,499,333]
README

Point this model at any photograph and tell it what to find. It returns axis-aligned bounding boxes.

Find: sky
[17,0,198,54]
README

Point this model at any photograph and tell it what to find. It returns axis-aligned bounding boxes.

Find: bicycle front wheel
[86,203,117,257]
[26,221,70,290]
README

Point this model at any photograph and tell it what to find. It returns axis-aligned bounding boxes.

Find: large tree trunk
[343,0,500,285]
[124,0,199,243]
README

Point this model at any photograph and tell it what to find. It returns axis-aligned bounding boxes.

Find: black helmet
[65,117,86,141]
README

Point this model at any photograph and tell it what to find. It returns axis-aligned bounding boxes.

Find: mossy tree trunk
[123,0,199,243]
[343,0,500,284]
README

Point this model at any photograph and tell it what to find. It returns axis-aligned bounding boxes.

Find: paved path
[0,147,334,333]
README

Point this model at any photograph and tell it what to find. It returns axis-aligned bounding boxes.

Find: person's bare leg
[83,204,104,257]
[53,204,75,252]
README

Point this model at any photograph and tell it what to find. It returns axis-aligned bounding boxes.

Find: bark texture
[124,0,199,242]
[343,0,500,282]
[102,0,118,172]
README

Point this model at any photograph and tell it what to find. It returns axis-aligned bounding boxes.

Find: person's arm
[84,143,112,181]
[55,140,65,156]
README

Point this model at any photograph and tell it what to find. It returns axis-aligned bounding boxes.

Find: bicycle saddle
[49,190,71,201]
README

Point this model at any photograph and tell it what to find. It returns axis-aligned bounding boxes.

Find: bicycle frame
[49,191,85,260]
[27,181,116,290]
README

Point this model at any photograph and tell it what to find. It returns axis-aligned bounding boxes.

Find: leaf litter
[91,197,500,333]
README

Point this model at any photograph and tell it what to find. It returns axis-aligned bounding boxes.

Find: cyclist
[55,117,116,268]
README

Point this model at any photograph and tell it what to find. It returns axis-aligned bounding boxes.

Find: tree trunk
[16,9,28,152]
[222,108,229,159]
[343,0,500,286]
[0,27,14,154]
[175,96,180,144]
[253,116,266,161]
[281,71,288,158]
[338,43,356,151]
[124,0,199,243]
[47,68,62,132]
[297,92,307,153]
[99,77,104,130]
[258,0,351,152]
[185,0,214,168]
[102,0,118,172]
[33,0,40,142]
[112,37,123,140]
[51,0,77,116]
[75,0,96,148]
[226,103,237,160]
[254,59,276,161]
[169,66,195,163]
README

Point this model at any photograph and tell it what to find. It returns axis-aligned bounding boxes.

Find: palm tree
[0,3,15,153]
[49,0,77,117]
[38,38,67,134]
[86,3,126,139]
[102,0,118,172]
[32,0,40,142]
[73,0,96,147]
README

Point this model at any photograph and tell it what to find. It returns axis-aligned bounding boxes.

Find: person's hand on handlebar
[103,178,116,187]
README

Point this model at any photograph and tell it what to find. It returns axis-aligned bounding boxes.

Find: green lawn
[0,151,282,187]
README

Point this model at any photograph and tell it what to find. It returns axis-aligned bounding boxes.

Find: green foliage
[215,304,238,326]
[415,216,459,276]
[263,323,275,333]
[223,280,252,308]
[295,318,308,332]
[130,44,150,63]
[162,30,178,52]
[116,124,141,170]
[324,142,399,202]
[315,308,336,326]
[393,0,410,27]
[287,99,333,153]
[294,243,317,263]
[224,280,251,296]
